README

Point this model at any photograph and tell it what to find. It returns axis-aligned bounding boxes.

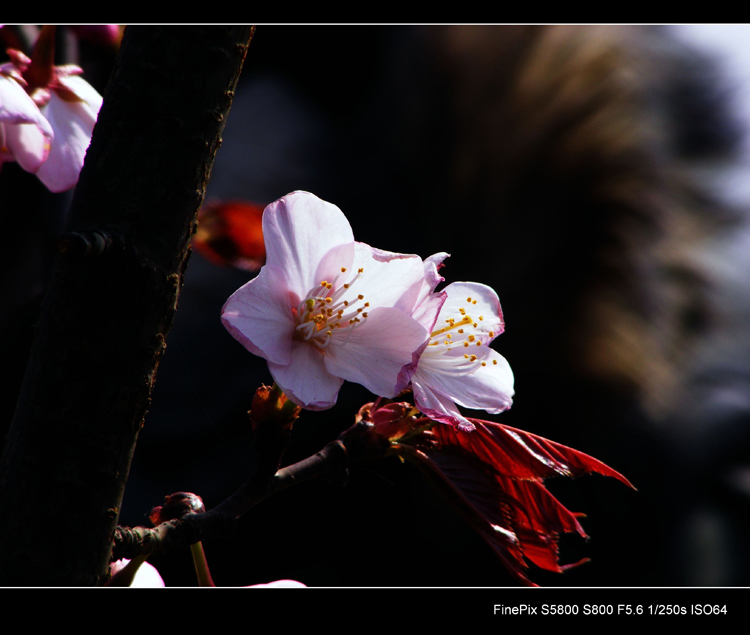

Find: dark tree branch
[112,432,359,562]
[0,26,254,586]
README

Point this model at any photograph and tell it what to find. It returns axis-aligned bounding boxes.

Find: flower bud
[149,492,205,526]
[249,384,301,433]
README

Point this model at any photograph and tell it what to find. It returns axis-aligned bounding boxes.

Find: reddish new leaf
[388,415,633,585]
[433,418,633,487]
[398,443,533,585]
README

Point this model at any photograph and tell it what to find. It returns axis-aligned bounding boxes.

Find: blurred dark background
[3,25,750,587]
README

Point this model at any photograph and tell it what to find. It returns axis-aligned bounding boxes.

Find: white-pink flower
[246,579,306,588]
[221,191,432,410]
[109,558,166,587]
[1,45,102,192]
[0,65,53,174]
[410,280,514,431]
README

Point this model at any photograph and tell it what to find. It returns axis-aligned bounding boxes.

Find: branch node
[58,230,118,259]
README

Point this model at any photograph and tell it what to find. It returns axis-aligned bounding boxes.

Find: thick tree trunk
[0,25,254,585]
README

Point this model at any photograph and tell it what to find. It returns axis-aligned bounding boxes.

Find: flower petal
[439,281,504,343]
[221,265,297,365]
[411,373,476,431]
[36,79,101,192]
[418,347,514,415]
[420,252,449,302]
[268,342,344,410]
[108,558,165,587]
[0,74,53,171]
[262,191,355,296]
[2,119,50,172]
[0,74,53,136]
[245,579,306,588]
[350,242,428,313]
[323,306,429,398]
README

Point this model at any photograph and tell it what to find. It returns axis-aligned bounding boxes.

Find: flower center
[293,267,370,349]
[425,295,498,368]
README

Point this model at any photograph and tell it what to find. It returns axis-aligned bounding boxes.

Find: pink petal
[0,74,53,171]
[245,579,306,588]
[268,342,344,410]
[2,120,50,172]
[221,265,297,365]
[313,241,356,292]
[53,74,103,112]
[262,191,355,295]
[411,289,447,334]
[419,252,449,301]
[323,306,429,398]
[109,558,165,587]
[440,281,504,342]
[0,74,53,135]
[421,348,513,414]
[349,242,427,313]
[36,79,102,192]
[411,373,476,431]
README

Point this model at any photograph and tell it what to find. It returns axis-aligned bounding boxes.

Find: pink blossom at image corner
[0,69,53,174]
[1,38,102,192]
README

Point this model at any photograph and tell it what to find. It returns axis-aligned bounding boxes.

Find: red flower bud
[149,492,205,525]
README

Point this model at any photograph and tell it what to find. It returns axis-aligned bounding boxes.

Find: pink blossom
[109,558,306,588]
[410,280,514,431]
[109,558,166,587]
[0,65,53,174]
[3,41,102,192]
[222,191,431,410]
[246,579,306,588]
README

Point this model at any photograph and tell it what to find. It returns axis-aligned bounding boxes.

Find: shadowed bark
[0,25,254,585]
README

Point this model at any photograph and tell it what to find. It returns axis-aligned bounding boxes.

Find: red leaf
[433,418,633,487]
[395,417,633,585]
[399,444,535,585]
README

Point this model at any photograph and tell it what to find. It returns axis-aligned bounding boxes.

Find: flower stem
[190,541,215,587]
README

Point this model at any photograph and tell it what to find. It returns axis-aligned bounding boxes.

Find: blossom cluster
[0,45,102,192]
[221,191,514,431]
